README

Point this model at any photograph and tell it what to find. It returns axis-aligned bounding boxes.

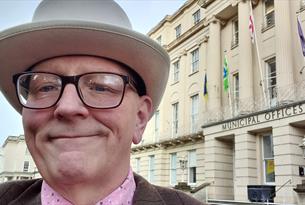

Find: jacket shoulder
[0,179,42,204]
[133,173,205,205]
[154,185,205,205]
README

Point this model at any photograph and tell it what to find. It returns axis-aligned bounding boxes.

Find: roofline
[147,0,197,36]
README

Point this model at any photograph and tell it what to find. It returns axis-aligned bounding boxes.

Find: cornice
[131,131,204,154]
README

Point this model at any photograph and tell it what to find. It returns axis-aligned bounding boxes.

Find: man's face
[22,56,152,186]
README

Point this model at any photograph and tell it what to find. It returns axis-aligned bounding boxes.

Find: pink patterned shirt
[41,168,136,205]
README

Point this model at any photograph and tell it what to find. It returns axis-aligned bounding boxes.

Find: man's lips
[50,134,97,139]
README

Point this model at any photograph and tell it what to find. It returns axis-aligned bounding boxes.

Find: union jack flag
[249,14,254,43]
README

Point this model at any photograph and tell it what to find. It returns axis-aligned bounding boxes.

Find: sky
[0,0,186,145]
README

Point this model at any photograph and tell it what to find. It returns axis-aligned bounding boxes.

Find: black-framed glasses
[12,71,138,109]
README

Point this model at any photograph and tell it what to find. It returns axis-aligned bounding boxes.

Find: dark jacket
[0,174,205,205]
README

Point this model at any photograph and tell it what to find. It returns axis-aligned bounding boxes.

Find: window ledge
[261,24,275,33]
[188,70,199,77]
[171,81,179,86]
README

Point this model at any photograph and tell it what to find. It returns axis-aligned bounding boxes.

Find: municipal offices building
[130,0,305,204]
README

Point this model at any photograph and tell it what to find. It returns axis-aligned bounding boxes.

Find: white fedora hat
[0,0,169,114]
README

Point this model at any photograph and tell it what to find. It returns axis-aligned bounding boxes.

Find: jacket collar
[133,173,166,205]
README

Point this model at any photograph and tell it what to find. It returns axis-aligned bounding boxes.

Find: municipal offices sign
[222,103,305,131]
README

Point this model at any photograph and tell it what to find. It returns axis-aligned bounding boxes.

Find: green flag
[223,56,229,92]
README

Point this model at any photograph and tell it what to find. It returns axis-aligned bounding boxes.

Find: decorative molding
[203,35,209,43]
[197,0,215,9]
[207,15,226,26]
[131,131,204,153]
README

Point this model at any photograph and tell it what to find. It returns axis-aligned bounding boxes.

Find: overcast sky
[0,0,186,145]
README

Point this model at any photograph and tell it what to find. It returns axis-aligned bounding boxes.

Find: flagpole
[224,51,233,116]
[296,12,305,75]
[249,1,268,108]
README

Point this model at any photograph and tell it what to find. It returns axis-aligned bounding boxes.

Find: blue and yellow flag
[223,56,229,92]
[203,73,208,100]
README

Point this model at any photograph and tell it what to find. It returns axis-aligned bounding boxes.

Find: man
[0,0,205,204]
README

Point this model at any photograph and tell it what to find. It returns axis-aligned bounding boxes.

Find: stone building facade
[131,0,305,204]
[0,135,39,182]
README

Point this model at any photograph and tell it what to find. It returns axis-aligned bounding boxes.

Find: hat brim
[0,20,169,115]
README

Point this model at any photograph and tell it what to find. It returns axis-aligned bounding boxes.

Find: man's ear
[132,96,153,144]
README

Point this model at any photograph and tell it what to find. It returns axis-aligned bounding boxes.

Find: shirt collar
[41,168,136,205]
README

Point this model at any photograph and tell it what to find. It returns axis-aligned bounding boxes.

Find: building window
[263,0,275,30]
[156,35,162,45]
[175,24,181,38]
[148,155,155,183]
[232,18,239,48]
[266,57,277,107]
[233,73,239,115]
[136,158,141,174]
[190,94,199,133]
[262,134,275,183]
[193,10,201,25]
[191,48,199,73]
[154,110,160,142]
[23,161,29,172]
[173,60,180,83]
[172,102,179,137]
[170,153,177,186]
[188,150,197,184]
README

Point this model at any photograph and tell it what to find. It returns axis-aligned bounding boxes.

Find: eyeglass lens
[16,72,126,109]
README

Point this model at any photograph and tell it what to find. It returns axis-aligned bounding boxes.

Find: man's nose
[54,84,89,119]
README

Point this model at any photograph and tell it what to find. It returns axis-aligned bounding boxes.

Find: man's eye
[88,82,119,94]
[89,83,107,92]
[37,84,59,93]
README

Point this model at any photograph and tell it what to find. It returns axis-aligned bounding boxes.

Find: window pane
[263,135,274,158]
[265,159,275,183]
[172,103,179,136]
[173,61,180,82]
[191,48,199,72]
[170,153,177,185]
[154,110,160,142]
[149,155,155,183]
[263,134,275,183]
[191,94,199,132]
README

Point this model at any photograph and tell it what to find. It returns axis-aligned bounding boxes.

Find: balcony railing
[202,80,305,125]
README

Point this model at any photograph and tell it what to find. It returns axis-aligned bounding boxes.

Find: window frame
[175,24,182,38]
[193,9,201,25]
[23,161,29,172]
[170,153,177,186]
[231,18,239,48]
[233,72,239,114]
[191,48,199,73]
[265,57,277,107]
[263,0,275,29]
[262,134,275,184]
[148,155,155,183]
[190,94,199,133]
[173,60,180,83]
[154,110,160,142]
[188,150,197,185]
[172,102,179,137]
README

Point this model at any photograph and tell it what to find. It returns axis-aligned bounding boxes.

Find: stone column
[204,134,234,200]
[207,16,221,120]
[234,132,258,201]
[238,0,254,113]
[274,1,295,104]
[272,125,303,204]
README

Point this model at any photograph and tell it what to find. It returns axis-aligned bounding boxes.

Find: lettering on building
[222,104,304,130]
